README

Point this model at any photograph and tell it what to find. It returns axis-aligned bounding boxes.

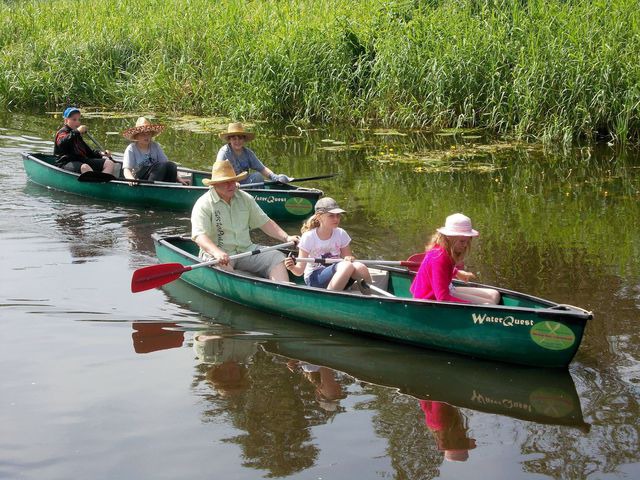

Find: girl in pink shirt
[410,213,500,304]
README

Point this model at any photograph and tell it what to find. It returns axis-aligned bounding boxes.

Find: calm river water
[1,111,639,479]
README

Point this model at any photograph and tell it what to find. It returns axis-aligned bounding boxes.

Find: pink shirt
[419,400,454,431]
[410,246,468,303]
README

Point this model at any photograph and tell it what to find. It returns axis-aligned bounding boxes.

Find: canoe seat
[348,268,391,296]
[369,268,389,291]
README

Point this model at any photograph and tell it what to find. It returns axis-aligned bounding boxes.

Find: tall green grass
[1,0,639,144]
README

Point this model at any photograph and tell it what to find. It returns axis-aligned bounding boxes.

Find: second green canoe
[22,152,322,220]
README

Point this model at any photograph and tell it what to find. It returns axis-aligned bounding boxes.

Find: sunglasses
[228,135,246,140]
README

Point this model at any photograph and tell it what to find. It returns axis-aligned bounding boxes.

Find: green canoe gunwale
[21,152,322,219]
[153,235,592,368]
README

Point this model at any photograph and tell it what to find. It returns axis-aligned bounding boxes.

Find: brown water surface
[1,111,639,479]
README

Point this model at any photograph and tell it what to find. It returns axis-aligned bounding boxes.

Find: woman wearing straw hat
[121,117,188,185]
[191,159,299,282]
[216,122,290,185]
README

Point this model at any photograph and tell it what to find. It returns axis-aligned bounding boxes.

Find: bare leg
[455,286,501,305]
[80,163,93,173]
[351,262,372,283]
[102,159,115,174]
[269,262,290,282]
[327,262,355,291]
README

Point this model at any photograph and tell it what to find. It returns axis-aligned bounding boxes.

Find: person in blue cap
[54,107,115,174]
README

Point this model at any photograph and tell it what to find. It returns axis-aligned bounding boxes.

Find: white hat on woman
[437,213,479,237]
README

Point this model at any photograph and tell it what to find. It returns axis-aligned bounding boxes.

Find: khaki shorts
[231,248,286,278]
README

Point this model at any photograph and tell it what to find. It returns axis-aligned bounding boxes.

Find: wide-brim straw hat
[219,122,255,142]
[202,159,249,186]
[437,213,479,237]
[122,117,165,141]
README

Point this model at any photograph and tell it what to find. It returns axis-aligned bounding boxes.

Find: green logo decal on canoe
[284,197,313,215]
[530,321,575,350]
[529,387,575,418]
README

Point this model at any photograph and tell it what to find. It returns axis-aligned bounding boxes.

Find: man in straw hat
[191,159,299,281]
[54,106,115,175]
[121,117,188,185]
[217,122,290,185]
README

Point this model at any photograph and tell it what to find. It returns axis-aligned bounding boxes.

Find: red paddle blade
[405,253,425,272]
[131,263,189,293]
[400,261,422,272]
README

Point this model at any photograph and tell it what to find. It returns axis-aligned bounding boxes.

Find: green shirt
[191,188,270,256]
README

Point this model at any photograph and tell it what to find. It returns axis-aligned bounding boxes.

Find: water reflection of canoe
[154,235,592,368]
[160,279,589,429]
[21,152,321,220]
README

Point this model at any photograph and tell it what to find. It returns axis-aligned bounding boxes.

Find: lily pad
[80,111,139,119]
[372,129,407,136]
[167,115,232,134]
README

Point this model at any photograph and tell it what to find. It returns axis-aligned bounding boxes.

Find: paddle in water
[131,241,295,293]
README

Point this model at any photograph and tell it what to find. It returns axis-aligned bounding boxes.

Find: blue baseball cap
[62,107,80,118]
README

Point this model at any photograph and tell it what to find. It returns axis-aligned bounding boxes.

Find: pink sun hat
[437,213,479,237]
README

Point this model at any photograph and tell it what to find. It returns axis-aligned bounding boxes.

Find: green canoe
[158,280,589,429]
[22,152,322,220]
[152,235,592,368]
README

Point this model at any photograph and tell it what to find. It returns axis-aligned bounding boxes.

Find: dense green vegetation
[1,0,639,144]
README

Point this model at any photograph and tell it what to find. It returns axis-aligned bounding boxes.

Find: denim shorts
[306,263,355,289]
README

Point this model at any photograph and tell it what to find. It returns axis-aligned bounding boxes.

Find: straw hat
[437,213,479,237]
[122,117,165,141]
[219,122,255,142]
[202,159,249,186]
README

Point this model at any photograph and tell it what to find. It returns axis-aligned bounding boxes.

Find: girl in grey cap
[284,197,372,292]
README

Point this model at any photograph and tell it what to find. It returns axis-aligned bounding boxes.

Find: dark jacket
[54,125,101,165]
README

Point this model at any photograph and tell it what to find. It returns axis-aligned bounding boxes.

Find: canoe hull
[22,153,321,220]
[153,235,591,368]
[159,280,588,428]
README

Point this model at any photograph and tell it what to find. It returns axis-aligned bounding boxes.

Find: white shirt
[298,227,351,280]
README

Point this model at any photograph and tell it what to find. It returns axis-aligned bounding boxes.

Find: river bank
[2,0,639,144]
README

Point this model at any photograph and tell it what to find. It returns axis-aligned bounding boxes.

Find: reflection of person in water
[419,400,477,462]
[193,332,258,396]
[287,360,346,412]
[191,340,321,477]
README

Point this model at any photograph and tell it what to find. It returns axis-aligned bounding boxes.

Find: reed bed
[1,0,639,144]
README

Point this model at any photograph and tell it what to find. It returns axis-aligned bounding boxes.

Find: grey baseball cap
[314,197,346,214]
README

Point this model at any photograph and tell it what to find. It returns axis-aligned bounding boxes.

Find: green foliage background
[1,0,639,143]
